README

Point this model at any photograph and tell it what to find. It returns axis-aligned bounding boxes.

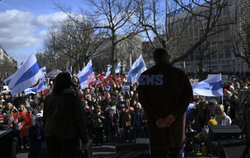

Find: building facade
[165,0,250,74]
[92,35,142,73]
[0,46,17,79]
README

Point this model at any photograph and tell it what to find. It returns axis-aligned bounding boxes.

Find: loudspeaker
[116,142,150,158]
[209,125,242,140]
[219,139,250,158]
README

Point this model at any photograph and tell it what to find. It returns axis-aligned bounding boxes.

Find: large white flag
[77,60,95,89]
[127,55,147,84]
[7,54,43,96]
[3,74,14,84]
[40,66,46,76]
[104,65,112,79]
[192,74,223,97]
[115,62,120,73]
[69,66,73,78]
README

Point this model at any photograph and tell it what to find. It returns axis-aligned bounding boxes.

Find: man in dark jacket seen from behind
[44,72,88,158]
[138,48,193,158]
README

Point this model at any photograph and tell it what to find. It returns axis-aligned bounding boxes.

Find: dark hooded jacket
[138,61,193,151]
[44,88,88,144]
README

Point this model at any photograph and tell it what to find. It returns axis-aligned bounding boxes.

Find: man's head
[153,48,170,64]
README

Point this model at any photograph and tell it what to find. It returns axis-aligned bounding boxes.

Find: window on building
[190,54,194,60]
[212,65,218,72]
[218,52,224,58]
[194,53,200,60]
[225,47,232,58]
[221,65,232,72]
[212,52,217,59]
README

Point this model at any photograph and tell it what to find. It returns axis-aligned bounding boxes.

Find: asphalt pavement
[17,143,116,158]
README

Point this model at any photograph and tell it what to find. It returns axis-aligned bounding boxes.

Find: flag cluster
[3,52,226,99]
[4,54,148,95]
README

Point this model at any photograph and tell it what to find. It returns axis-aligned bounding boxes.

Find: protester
[43,72,88,158]
[214,104,232,125]
[104,100,119,143]
[2,113,20,151]
[92,105,104,146]
[120,99,134,143]
[133,102,147,138]
[28,113,44,158]
[2,102,18,114]
[83,99,93,139]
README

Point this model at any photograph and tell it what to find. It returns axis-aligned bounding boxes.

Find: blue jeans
[151,148,181,158]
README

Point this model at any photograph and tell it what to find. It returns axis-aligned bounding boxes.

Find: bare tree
[41,29,62,71]
[116,35,142,73]
[56,19,105,72]
[142,41,154,67]
[85,0,143,74]
[41,18,105,72]
[232,24,250,71]
[136,0,236,65]
[194,39,223,79]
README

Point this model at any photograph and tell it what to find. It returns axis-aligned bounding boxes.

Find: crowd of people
[185,74,249,156]
[0,72,249,157]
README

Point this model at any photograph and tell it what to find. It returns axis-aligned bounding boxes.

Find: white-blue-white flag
[115,62,120,73]
[104,65,112,79]
[77,60,95,89]
[5,66,45,85]
[40,67,46,76]
[24,78,48,95]
[3,74,14,84]
[8,54,43,96]
[69,66,73,78]
[127,55,147,84]
[192,74,223,97]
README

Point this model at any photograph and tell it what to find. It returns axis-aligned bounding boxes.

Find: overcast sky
[0,0,88,66]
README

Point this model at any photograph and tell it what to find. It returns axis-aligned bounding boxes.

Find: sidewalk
[17,143,116,158]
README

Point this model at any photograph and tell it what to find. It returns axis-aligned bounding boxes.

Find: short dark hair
[53,72,72,95]
[153,48,169,62]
